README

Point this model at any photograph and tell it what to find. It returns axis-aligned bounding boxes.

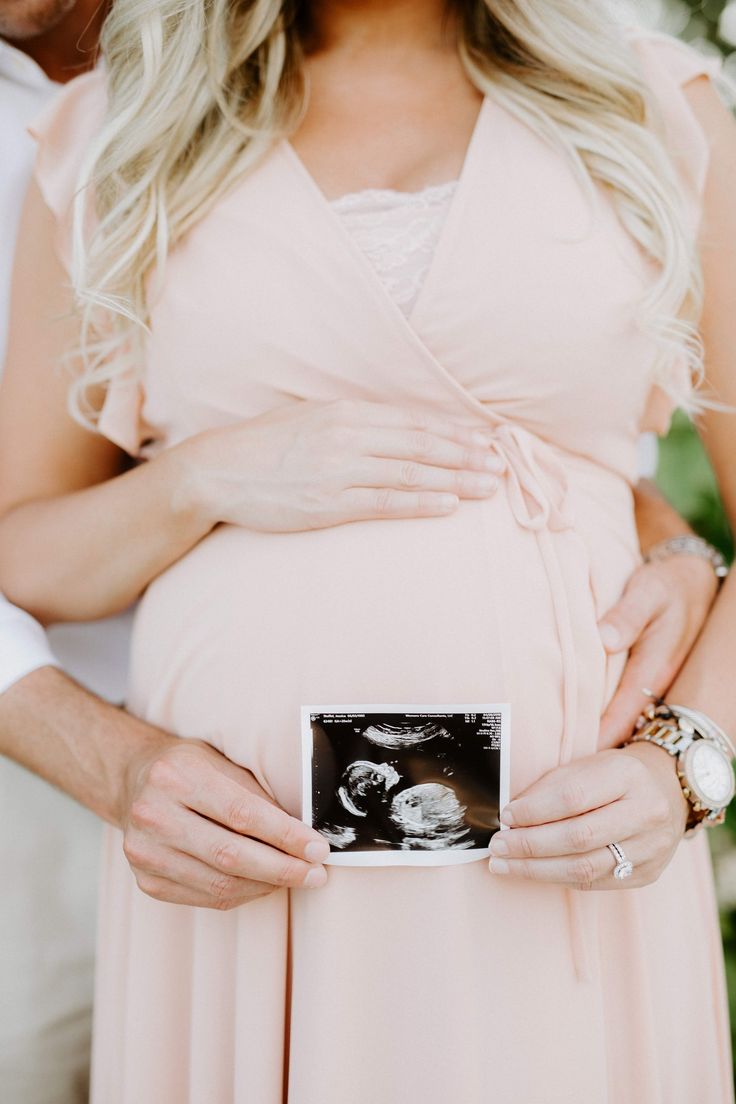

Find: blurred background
[648,0,736,1078]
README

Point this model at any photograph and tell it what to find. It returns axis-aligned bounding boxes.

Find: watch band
[642,535,729,586]
[628,717,707,833]
[636,696,736,758]
[627,696,736,834]
[630,716,692,756]
[665,703,736,759]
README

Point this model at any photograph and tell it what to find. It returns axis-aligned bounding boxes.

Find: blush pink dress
[29,28,733,1104]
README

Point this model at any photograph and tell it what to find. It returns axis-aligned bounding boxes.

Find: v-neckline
[279,94,491,332]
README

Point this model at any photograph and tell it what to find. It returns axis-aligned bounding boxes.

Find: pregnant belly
[127,469,637,816]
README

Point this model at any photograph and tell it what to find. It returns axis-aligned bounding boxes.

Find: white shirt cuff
[0,598,60,696]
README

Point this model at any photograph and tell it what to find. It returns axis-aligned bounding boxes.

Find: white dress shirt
[0,602,58,695]
[0,39,129,1104]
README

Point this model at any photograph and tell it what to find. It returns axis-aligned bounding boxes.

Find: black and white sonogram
[300,705,510,866]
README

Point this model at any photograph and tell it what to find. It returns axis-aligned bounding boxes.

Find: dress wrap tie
[489,424,594,984]
[487,424,573,533]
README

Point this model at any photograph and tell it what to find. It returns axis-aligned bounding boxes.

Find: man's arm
[1,663,330,905]
[1,665,167,825]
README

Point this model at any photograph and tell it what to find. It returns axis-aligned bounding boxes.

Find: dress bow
[488,423,574,532]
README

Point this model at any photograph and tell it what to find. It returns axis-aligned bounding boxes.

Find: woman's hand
[488,741,689,890]
[121,737,331,909]
[597,553,718,747]
[176,399,501,531]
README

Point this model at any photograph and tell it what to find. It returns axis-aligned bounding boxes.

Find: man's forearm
[0,666,174,827]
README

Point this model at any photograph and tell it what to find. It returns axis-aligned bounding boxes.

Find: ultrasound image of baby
[304,711,505,859]
[334,760,473,850]
[388,783,472,849]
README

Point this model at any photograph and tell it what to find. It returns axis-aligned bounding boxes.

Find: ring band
[607,842,633,880]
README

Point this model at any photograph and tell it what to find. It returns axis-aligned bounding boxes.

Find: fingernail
[598,623,620,651]
[471,430,491,445]
[483,454,503,473]
[490,859,509,875]
[500,806,516,827]
[490,835,509,856]
[304,866,327,889]
[305,839,330,863]
[439,494,458,512]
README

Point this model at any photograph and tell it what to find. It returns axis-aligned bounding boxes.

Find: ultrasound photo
[301,705,510,866]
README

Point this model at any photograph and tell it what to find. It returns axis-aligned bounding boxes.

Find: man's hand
[121,737,330,909]
[598,553,718,746]
[0,667,330,909]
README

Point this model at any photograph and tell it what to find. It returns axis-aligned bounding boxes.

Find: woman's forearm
[0,443,213,623]
[632,478,694,551]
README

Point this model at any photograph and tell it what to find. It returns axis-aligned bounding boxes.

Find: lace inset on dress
[330,180,458,317]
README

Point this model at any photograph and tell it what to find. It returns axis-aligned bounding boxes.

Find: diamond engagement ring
[607,842,633,880]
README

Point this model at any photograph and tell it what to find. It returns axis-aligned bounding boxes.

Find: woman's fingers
[597,569,658,654]
[489,745,683,889]
[352,456,499,499]
[501,751,635,827]
[488,843,641,889]
[597,635,670,750]
[333,487,461,520]
[332,427,504,518]
[192,399,503,532]
[597,570,678,747]
[598,557,717,748]
[348,401,493,449]
[490,799,645,860]
[356,427,502,474]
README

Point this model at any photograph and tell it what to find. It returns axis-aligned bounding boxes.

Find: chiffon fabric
[29,29,733,1104]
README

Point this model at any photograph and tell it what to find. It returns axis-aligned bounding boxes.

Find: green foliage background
[676,0,733,47]
[659,0,736,1075]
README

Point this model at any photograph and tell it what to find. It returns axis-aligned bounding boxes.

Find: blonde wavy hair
[68,0,715,424]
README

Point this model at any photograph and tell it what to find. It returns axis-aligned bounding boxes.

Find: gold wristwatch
[628,696,736,835]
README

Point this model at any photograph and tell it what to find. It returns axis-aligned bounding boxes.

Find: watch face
[685,742,735,809]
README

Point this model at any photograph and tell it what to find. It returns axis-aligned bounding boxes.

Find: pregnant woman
[0,0,735,1100]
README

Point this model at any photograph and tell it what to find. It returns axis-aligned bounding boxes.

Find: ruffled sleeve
[28,69,152,458]
[27,68,107,274]
[97,374,155,458]
[626,31,725,431]
[627,29,724,226]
